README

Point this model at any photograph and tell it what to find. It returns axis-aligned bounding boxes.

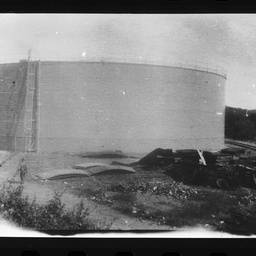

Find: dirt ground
[20,152,179,230]
[2,150,256,232]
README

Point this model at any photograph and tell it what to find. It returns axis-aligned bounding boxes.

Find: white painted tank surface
[39,59,226,154]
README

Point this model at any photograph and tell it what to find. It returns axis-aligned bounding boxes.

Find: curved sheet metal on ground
[110,158,139,165]
[81,151,128,158]
[72,163,106,169]
[72,163,135,175]
[37,164,135,180]
[37,169,91,180]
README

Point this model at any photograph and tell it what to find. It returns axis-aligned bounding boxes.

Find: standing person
[18,157,27,181]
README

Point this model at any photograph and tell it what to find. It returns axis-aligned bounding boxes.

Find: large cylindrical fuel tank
[39,60,226,154]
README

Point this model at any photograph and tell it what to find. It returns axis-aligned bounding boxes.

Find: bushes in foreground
[0,183,106,231]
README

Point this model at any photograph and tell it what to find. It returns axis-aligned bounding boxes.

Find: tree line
[225,106,256,141]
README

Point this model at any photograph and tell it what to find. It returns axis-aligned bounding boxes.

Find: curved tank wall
[0,62,28,151]
[39,61,226,154]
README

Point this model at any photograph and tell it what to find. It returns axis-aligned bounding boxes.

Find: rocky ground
[19,152,256,232]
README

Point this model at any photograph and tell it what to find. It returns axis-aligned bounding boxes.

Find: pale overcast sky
[0,14,256,109]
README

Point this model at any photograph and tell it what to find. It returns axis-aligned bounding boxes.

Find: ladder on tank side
[24,52,36,152]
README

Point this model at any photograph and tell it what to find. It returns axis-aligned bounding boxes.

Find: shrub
[0,183,107,230]
[225,106,256,140]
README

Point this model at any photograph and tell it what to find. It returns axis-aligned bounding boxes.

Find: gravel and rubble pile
[240,196,256,206]
[90,192,114,206]
[235,190,256,207]
[109,181,199,200]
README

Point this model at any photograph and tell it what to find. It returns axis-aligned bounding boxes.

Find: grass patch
[125,191,235,228]
[164,201,209,227]
[111,192,136,204]
[109,187,235,228]
[0,183,108,230]
[112,192,137,215]
[163,191,233,227]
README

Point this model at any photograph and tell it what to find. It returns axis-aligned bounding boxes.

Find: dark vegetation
[117,188,256,230]
[225,106,256,141]
[163,192,231,227]
[108,188,245,229]
[0,183,106,231]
